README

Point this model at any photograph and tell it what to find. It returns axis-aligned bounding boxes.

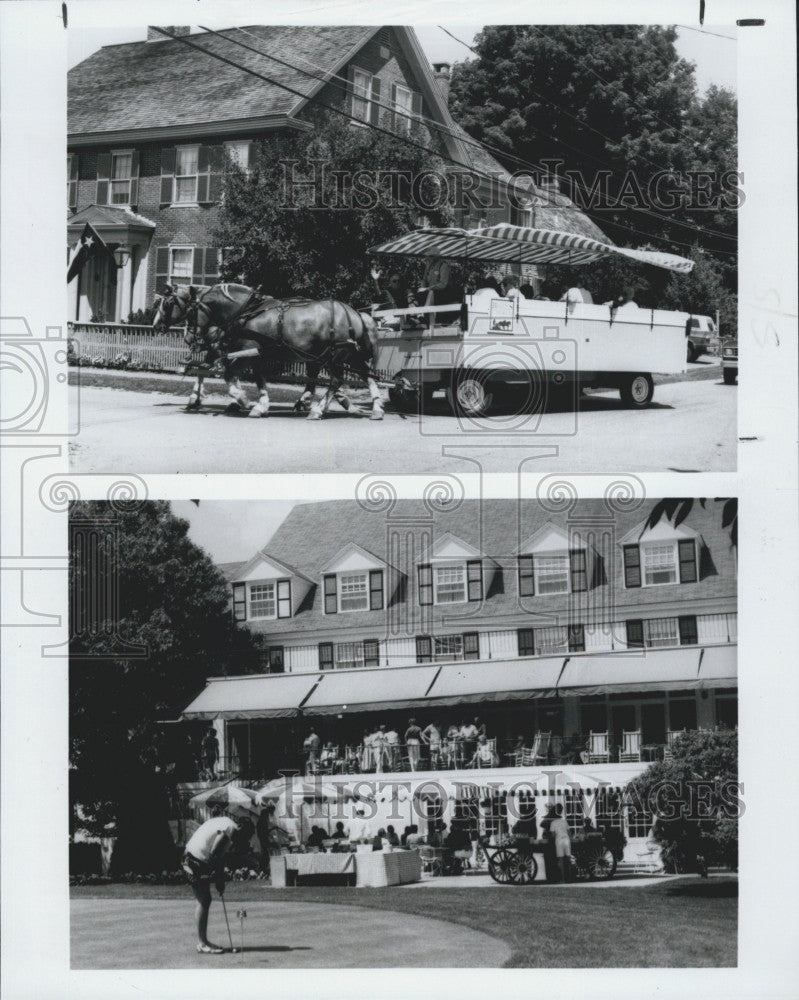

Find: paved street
[69,365,736,474]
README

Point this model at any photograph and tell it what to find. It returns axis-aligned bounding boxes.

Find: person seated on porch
[470,735,497,768]
[320,742,337,770]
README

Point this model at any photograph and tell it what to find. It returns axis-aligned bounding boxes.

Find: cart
[370,224,707,417]
[482,830,618,885]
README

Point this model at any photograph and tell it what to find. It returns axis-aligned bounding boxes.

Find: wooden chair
[587,731,610,764]
[530,730,551,764]
[619,730,642,762]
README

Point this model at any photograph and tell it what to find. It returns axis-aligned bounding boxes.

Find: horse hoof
[248,409,268,418]
[306,411,322,421]
[186,399,200,412]
[370,409,384,421]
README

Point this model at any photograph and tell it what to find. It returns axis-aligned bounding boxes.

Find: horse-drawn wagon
[370,224,706,416]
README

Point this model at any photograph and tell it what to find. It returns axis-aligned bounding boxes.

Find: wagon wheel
[487,848,516,884]
[450,370,494,417]
[509,852,538,885]
[586,846,617,881]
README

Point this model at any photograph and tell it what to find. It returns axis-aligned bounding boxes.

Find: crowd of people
[303,718,502,774]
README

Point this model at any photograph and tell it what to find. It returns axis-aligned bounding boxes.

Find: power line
[676,24,737,41]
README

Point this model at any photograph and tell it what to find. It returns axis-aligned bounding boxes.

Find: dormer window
[230,552,310,624]
[324,570,384,614]
[621,520,699,589]
[518,523,588,598]
[418,560,483,606]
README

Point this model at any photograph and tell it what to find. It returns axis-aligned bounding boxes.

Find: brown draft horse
[152,283,384,419]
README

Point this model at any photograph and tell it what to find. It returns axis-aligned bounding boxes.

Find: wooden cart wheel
[587,847,617,881]
[509,852,538,885]
[487,848,515,884]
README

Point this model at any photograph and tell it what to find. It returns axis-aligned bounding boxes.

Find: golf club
[220,894,238,953]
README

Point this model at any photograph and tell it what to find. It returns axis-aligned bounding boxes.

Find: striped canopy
[371,224,694,273]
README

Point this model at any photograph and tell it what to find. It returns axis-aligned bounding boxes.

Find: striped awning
[371,224,694,273]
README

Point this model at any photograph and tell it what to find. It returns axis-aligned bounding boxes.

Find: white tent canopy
[371,224,695,273]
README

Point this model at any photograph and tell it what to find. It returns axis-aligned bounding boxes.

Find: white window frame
[641,542,679,587]
[335,641,366,670]
[168,246,194,286]
[248,582,276,620]
[533,626,569,655]
[109,149,134,206]
[174,145,200,204]
[393,83,413,133]
[224,140,250,173]
[533,554,570,595]
[644,617,679,648]
[338,572,369,613]
[433,563,467,605]
[433,634,464,663]
[351,67,374,123]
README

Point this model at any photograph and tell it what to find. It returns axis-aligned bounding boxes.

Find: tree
[214,117,453,305]
[646,497,737,548]
[449,26,737,285]
[69,501,262,863]
[629,729,739,872]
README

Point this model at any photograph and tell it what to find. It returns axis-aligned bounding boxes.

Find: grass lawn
[71,876,737,967]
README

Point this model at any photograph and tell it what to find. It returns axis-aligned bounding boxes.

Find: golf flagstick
[220,894,236,952]
[237,908,247,961]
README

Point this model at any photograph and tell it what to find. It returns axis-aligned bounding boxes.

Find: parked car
[721,336,738,384]
[685,315,717,362]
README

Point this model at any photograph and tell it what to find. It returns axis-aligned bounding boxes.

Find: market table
[269,849,421,888]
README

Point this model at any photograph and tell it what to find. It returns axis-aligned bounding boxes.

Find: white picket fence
[68,322,191,372]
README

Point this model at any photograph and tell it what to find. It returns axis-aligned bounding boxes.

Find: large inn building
[182,498,737,853]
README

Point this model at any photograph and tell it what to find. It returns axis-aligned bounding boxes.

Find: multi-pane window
[519,550,586,596]
[393,83,413,132]
[324,569,383,614]
[420,561,482,606]
[645,617,679,647]
[517,625,585,656]
[110,152,133,204]
[351,68,374,122]
[535,555,570,595]
[68,154,79,211]
[626,539,698,588]
[175,146,200,203]
[434,565,466,604]
[225,140,250,171]
[626,615,698,649]
[642,544,678,585]
[339,573,369,612]
[169,247,193,286]
[249,583,276,619]
[533,626,569,655]
[434,634,463,662]
[416,632,480,664]
[331,639,380,670]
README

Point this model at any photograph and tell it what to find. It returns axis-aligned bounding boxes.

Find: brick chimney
[146,26,191,42]
[432,62,451,105]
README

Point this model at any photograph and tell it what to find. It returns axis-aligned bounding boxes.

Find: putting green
[71,899,511,968]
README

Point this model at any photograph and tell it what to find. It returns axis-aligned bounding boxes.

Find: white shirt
[185,817,237,862]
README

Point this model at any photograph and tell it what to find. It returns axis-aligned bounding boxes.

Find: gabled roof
[320,542,390,575]
[233,550,313,585]
[66,204,156,233]
[619,518,700,546]
[68,25,376,137]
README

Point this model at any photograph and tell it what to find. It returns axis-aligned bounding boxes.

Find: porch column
[696,689,715,729]
[562,695,580,737]
[115,252,133,323]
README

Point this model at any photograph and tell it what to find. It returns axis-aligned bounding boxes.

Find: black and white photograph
[69,495,738,969]
[65,22,738,473]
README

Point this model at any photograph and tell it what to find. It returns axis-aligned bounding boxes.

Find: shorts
[182,852,214,884]
[554,838,571,858]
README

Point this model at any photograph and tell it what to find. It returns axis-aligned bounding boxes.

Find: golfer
[183,812,253,954]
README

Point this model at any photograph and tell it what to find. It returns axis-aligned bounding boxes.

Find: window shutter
[232,582,246,622]
[678,539,698,583]
[346,63,357,116]
[625,619,644,648]
[623,545,642,588]
[155,246,171,294]
[418,564,433,606]
[570,549,588,592]
[415,635,432,664]
[129,150,140,207]
[197,146,210,202]
[207,145,224,203]
[363,639,380,667]
[678,615,698,646]
[466,560,483,602]
[568,624,585,652]
[411,91,423,124]
[191,247,203,286]
[517,628,535,657]
[323,574,338,614]
[68,155,79,211]
[160,147,176,205]
[369,570,384,610]
[277,579,292,619]
[269,647,285,673]
[463,632,480,660]
[518,555,535,597]
[390,82,398,129]
[96,152,111,205]
[370,76,382,125]
[318,642,334,670]
[203,247,221,285]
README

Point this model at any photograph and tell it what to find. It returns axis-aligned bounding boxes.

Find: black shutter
[568,624,585,652]
[418,564,433,606]
[518,555,535,597]
[160,147,176,205]
[626,619,644,648]
[390,82,398,129]
[517,628,535,657]
[197,146,210,202]
[467,560,483,601]
[203,247,220,285]
[68,154,79,211]
[277,579,291,619]
[232,582,246,622]
[678,615,698,646]
[346,63,357,117]
[269,647,285,673]
[369,570,384,610]
[129,150,140,207]
[370,76,382,125]
[623,545,642,588]
[206,145,224,202]
[416,635,432,664]
[463,632,480,660]
[318,642,334,670]
[570,549,587,592]
[363,639,380,667]
[323,574,338,614]
[155,246,171,294]
[96,152,111,205]
[678,540,697,583]
[191,248,203,287]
